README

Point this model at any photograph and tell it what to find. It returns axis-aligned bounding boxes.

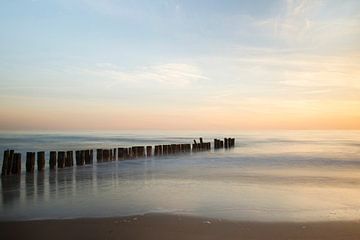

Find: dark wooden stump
[65,151,73,167]
[85,150,91,164]
[113,148,117,161]
[96,149,103,162]
[90,149,94,164]
[49,151,57,170]
[11,153,21,175]
[80,150,85,165]
[57,151,65,168]
[1,150,10,176]
[26,152,35,173]
[146,146,152,157]
[154,145,162,156]
[37,151,45,171]
[118,148,124,160]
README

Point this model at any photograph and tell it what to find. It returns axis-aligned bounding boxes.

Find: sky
[0,0,359,130]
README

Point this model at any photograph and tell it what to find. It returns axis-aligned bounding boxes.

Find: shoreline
[1,213,360,240]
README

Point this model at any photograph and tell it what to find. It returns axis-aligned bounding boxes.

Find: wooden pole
[125,148,131,159]
[26,152,35,173]
[104,149,110,161]
[96,149,103,162]
[146,146,152,157]
[1,150,10,176]
[37,151,45,171]
[113,148,117,161]
[184,144,191,152]
[140,146,145,157]
[11,153,21,175]
[75,150,80,165]
[118,148,124,160]
[154,145,162,156]
[49,151,56,170]
[66,151,73,167]
[85,150,90,164]
[80,150,85,165]
[90,150,93,163]
[109,149,113,161]
[6,150,14,175]
[57,151,65,168]
[231,138,235,147]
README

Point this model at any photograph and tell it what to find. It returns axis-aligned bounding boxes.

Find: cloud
[80,63,209,88]
[255,0,360,48]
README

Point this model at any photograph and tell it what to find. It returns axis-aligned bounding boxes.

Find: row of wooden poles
[1,137,235,176]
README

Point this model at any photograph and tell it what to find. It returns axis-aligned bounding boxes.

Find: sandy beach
[1,214,360,240]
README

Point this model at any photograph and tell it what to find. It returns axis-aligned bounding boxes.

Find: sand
[1,214,360,240]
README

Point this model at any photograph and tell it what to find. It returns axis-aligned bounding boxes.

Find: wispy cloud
[255,0,360,47]
[80,63,209,88]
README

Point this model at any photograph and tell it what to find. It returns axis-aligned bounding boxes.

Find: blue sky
[0,0,360,130]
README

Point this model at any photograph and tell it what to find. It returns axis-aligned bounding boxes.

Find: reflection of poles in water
[36,171,45,201]
[64,168,75,197]
[48,170,57,199]
[1,175,21,207]
[25,173,35,202]
[57,169,75,198]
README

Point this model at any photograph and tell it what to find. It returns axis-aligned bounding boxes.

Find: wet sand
[1,214,360,240]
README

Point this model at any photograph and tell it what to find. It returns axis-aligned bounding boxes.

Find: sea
[0,130,360,222]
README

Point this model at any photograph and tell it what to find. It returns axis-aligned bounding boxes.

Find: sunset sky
[0,0,359,130]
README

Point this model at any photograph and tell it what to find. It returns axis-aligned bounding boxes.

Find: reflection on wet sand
[36,172,45,202]
[25,174,35,202]
[1,176,20,208]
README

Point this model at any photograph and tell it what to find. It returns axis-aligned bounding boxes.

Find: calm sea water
[1,130,360,222]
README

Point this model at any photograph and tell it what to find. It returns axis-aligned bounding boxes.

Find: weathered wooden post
[37,151,45,171]
[113,148,117,161]
[109,149,114,161]
[96,149,102,162]
[107,149,111,161]
[169,144,174,154]
[214,139,219,149]
[90,149,93,163]
[84,150,89,164]
[75,150,80,165]
[138,146,146,157]
[6,150,14,175]
[80,150,85,165]
[230,138,235,148]
[192,143,197,152]
[57,151,65,168]
[65,151,73,167]
[125,148,131,159]
[26,152,35,173]
[1,150,10,176]
[161,145,166,155]
[184,144,191,152]
[224,138,229,149]
[146,146,152,157]
[154,145,162,156]
[11,153,21,175]
[49,151,57,170]
[118,148,124,160]
[103,149,109,161]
